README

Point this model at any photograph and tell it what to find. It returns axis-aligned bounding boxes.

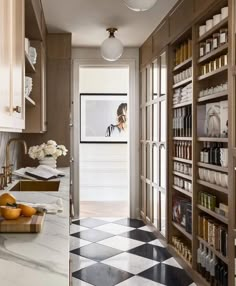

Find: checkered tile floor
[70,218,196,286]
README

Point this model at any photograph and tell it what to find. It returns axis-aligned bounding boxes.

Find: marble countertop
[0,168,70,286]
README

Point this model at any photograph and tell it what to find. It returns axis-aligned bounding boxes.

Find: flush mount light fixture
[101,28,124,62]
[123,0,157,11]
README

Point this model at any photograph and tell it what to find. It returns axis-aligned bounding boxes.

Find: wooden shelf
[197,236,228,264]
[173,58,192,72]
[25,52,35,73]
[173,101,192,108]
[197,137,228,143]
[172,185,192,198]
[25,96,36,106]
[173,137,192,141]
[197,91,228,104]
[198,43,228,64]
[172,221,192,240]
[197,180,228,195]
[173,157,192,164]
[173,77,192,89]
[198,18,228,43]
[173,171,192,181]
[197,204,228,225]
[197,162,228,173]
[198,66,228,81]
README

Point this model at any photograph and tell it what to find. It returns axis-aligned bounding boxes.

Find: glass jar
[200,42,206,57]
[205,39,213,53]
[212,33,220,49]
[220,28,228,45]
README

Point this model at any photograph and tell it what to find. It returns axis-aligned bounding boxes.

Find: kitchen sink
[10,180,60,192]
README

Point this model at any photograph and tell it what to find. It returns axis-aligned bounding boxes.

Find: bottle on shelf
[173,109,177,137]
[209,252,216,286]
[188,106,192,137]
[201,244,207,278]
[205,248,211,282]
[203,142,211,164]
[197,243,203,273]
[200,142,206,163]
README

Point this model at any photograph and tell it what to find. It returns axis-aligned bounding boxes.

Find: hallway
[70,218,196,286]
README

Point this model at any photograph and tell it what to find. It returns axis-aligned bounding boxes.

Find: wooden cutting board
[0,211,46,233]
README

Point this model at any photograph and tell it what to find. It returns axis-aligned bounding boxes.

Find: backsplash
[0,132,20,169]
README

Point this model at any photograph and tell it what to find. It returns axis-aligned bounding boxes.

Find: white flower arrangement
[28,140,68,160]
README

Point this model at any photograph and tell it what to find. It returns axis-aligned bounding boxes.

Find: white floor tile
[116,276,165,286]
[72,277,93,286]
[148,239,165,248]
[102,252,159,275]
[93,217,125,222]
[97,236,145,251]
[138,225,153,232]
[94,223,135,235]
[70,236,91,251]
[163,257,183,269]
[70,224,88,234]
[70,253,96,272]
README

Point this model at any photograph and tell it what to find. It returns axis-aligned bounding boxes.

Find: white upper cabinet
[0,0,25,132]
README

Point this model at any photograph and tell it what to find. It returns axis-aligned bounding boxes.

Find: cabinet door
[0,0,25,131]
[0,0,12,129]
[11,0,25,129]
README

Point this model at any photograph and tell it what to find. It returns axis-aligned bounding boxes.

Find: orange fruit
[0,193,16,206]
[0,206,21,220]
[18,204,37,217]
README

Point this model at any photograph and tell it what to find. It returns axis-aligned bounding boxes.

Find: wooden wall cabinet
[24,0,47,133]
[152,20,169,57]
[169,0,194,41]
[0,0,25,132]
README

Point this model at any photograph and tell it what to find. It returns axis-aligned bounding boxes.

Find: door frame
[71,48,140,219]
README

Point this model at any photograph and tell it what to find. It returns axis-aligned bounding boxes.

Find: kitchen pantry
[139,0,236,285]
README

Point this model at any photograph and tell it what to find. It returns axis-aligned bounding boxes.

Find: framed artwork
[80,93,128,143]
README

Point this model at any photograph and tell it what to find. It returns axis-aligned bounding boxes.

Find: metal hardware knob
[13,106,22,113]
[69,123,73,127]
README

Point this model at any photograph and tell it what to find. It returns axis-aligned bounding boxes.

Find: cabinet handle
[13,106,22,113]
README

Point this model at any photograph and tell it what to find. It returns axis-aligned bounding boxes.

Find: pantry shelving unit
[167,0,235,285]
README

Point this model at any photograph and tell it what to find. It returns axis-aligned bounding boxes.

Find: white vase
[39,157,57,169]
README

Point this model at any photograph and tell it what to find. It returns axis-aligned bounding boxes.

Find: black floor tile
[73,262,133,286]
[73,218,107,228]
[139,263,193,286]
[71,229,114,242]
[120,229,156,242]
[70,243,122,262]
[114,218,146,228]
[128,243,172,262]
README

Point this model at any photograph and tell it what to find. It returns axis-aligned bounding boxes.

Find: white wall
[79,67,129,201]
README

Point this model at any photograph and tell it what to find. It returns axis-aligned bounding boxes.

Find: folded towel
[18,198,63,214]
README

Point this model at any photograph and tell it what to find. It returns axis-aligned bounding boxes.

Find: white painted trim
[72,48,140,219]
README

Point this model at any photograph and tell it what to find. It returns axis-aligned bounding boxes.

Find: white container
[206,19,213,31]
[221,6,228,19]
[220,148,228,167]
[215,172,221,186]
[199,25,206,37]
[208,170,216,184]
[213,14,221,26]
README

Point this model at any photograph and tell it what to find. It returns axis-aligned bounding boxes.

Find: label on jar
[213,38,218,49]
[205,43,211,53]
[220,33,226,44]
[200,47,204,57]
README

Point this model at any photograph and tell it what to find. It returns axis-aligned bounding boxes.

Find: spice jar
[199,42,206,57]
[212,33,220,49]
[220,28,228,45]
[205,38,213,53]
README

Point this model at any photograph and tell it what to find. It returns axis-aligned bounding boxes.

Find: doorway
[78,66,130,218]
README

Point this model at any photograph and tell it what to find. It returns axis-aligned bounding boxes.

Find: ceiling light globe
[101,37,124,62]
[123,0,157,11]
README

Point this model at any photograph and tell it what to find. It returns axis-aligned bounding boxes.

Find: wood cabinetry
[0,0,25,131]
[140,0,235,284]
[24,0,47,133]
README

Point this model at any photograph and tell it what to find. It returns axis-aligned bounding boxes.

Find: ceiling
[41,0,178,48]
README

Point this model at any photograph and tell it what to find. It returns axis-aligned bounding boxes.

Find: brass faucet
[3,138,28,187]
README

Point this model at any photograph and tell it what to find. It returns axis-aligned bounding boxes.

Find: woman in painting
[105,103,127,137]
